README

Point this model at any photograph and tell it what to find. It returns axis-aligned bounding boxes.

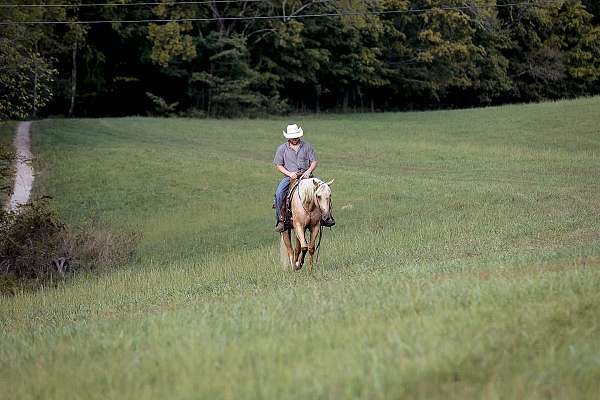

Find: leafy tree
[0,2,61,119]
[0,44,56,120]
[497,0,600,101]
[581,0,600,23]
[317,11,390,112]
[557,2,600,89]
[261,18,330,112]
[1,0,598,117]
[455,1,513,105]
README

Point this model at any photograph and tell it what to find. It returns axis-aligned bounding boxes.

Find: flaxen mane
[298,178,321,208]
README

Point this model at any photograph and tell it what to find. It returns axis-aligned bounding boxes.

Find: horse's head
[314,179,334,225]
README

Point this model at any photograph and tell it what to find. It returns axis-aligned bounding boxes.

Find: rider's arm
[302,160,318,179]
[276,164,297,178]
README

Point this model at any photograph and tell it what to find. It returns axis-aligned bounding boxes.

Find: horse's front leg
[307,226,320,273]
[293,235,302,269]
[293,223,308,270]
[281,230,294,270]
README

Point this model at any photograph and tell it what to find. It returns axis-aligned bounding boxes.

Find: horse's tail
[280,235,289,267]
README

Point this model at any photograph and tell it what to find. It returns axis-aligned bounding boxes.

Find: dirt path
[5,121,33,212]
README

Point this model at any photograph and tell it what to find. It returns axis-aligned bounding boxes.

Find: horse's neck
[296,184,319,215]
[304,198,317,213]
[301,191,316,212]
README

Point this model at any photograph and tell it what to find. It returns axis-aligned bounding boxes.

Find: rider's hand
[301,171,311,180]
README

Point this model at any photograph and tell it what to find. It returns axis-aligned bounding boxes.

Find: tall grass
[1,98,600,399]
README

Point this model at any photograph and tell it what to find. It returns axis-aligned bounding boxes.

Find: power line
[0,0,559,8]
[0,0,267,8]
[0,1,564,25]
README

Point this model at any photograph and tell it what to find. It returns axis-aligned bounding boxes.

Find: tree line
[1,0,599,119]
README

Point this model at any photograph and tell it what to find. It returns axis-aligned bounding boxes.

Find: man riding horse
[273,124,335,232]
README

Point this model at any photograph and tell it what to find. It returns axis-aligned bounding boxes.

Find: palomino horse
[280,177,334,272]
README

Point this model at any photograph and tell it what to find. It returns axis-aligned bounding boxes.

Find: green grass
[2,98,600,399]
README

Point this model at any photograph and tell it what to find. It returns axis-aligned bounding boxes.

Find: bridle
[314,189,332,219]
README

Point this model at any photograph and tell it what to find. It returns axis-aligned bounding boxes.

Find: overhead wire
[0,0,560,8]
[0,1,565,26]
[0,0,267,8]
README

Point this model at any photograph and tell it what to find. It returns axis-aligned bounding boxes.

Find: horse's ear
[326,179,335,186]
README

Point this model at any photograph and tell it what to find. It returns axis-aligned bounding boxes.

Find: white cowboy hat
[283,124,304,139]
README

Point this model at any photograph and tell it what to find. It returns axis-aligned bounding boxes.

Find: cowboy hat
[283,124,304,139]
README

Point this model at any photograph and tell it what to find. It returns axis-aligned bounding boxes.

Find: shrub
[146,92,179,117]
[0,199,140,295]
[0,125,15,200]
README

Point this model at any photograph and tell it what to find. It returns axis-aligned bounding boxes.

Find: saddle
[273,176,302,229]
[283,176,301,228]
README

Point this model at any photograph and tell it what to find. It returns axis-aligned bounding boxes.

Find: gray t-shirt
[273,140,317,172]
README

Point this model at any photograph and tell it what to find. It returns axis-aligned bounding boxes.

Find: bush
[0,199,140,295]
[0,125,15,199]
[146,92,179,117]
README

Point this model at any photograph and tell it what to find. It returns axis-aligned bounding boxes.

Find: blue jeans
[275,177,290,222]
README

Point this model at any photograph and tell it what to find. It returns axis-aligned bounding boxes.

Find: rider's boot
[321,216,335,227]
[275,198,288,232]
[274,220,286,233]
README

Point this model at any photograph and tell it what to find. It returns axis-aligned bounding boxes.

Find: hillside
[2,98,600,399]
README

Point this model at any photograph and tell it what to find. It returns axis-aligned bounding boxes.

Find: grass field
[1,98,600,399]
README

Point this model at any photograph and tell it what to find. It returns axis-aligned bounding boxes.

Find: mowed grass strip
[2,97,600,399]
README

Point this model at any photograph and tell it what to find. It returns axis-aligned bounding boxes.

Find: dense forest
[1,0,599,118]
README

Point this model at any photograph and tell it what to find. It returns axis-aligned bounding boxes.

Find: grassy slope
[1,98,600,399]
